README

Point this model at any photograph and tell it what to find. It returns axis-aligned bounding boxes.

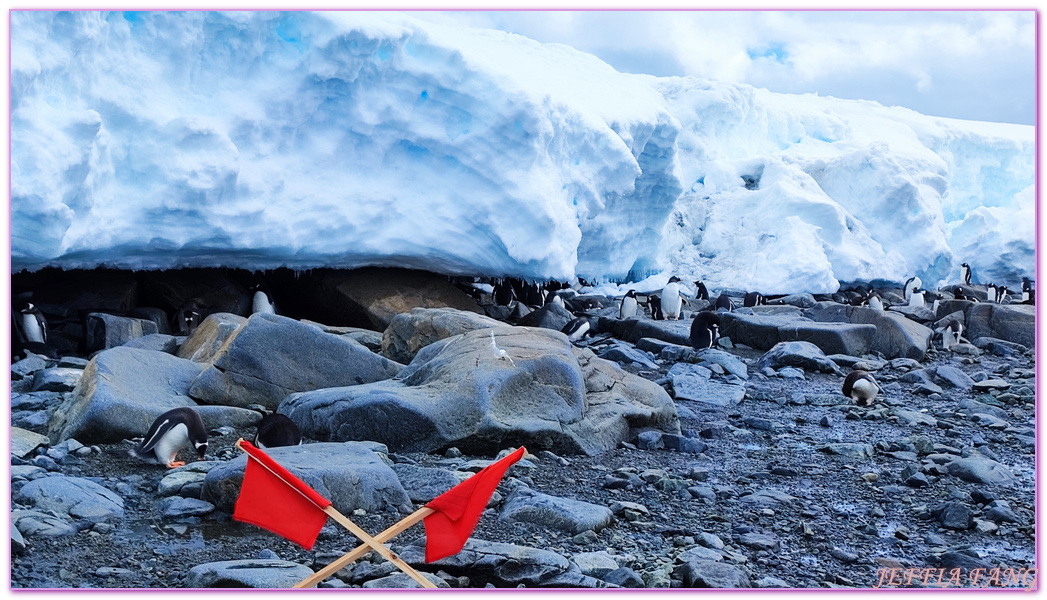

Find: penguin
[985,283,998,303]
[254,413,303,449]
[908,289,926,309]
[1022,278,1034,304]
[714,294,733,312]
[493,280,516,306]
[130,407,208,468]
[251,284,277,315]
[20,303,47,344]
[960,263,972,285]
[22,341,59,360]
[694,280,709,301]
[867,292,884,312]
[930,292,944,314]
[903,276,922,302]
[848,292,868,307]
[689,311,721,350]
[660,276,684,320]
[548,291,566,309]
[996,286,1009,304]
[842,370,879,407]
[619,290,639,319]
[942,319,963,350]
[561,316,592,343]
[648,294,663,320]
[743,291,764,308]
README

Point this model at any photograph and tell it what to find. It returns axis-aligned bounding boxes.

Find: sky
[407,10,1036,126]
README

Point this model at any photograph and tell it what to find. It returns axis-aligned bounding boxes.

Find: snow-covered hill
[11,11,1034,293]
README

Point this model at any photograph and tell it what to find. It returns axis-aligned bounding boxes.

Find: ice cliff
[11,11,1035,293]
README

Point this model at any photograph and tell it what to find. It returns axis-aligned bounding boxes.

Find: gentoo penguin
[619,290,639,319]
[561,316,592,343]
[743,291,764,308]
[903,276,922,302]
[868,292,884,312]
[176,303,203,336]
[251,284,277,315]
[660,276,684,320]
[20,303,47,344]
[648,294,663,320]
[908,289,926,309]
[996,286,1009,304]
[842,370,879,407]
[254,413,302,449]
[689,312,721,350]
[714,294,733,312]
[961,263,972,285]
[985,283,998,303]
[130,407,208,468]
[1022,278,1034,304]
[942,319,963,350]
[493,280,516,306]
[930,292,944,314]
[694,281,709,301]
[548,291,566,308]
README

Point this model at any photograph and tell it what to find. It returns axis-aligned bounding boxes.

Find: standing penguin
[648,295,663,320]
[867,292,884,312]
[660,276,684,320]
[689,312,721,350]
[908,289,926,309]
[130,407,208,468]
[842,370,879,407]
[985,283,998,303]
[619,290,639,319]
[20,303,47,344]
[694,281,709,301]
[743,291,764,308]
[714,294,733,312]
[996,286,1009,304]
[251,284,277,315]
[930,292,943,314]
[942,319,963,350]
[903,276,922,302]
[561,315,592,343]
[1022,278,1034,304]
[254,413,303,449]
[493,280,516,306]
[960,263,972,285]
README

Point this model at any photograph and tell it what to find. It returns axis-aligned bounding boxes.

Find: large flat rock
[803,302,931,360]
[720,311,875,356]
[966,303,1034,348]
[382,307,509,364]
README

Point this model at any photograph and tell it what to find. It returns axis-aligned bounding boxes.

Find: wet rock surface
[9,270,1037,589]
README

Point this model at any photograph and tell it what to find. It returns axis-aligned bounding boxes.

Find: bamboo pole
[293,506,435,588]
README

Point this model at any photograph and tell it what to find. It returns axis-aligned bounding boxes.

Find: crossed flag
[231,439,526,588]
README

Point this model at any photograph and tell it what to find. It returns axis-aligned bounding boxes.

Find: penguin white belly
[22,313,44,344]
[152,423,190,464]
[869,296,884,312]
[253,291,275,315]
[620,297,638,319]
[908,293,924,309]
[1022,290,1030,303]
[850,379,878,403]
[567,321,590,342]
[661,283,682,319]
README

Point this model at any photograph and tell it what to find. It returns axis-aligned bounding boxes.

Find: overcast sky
[408,10,1035,126]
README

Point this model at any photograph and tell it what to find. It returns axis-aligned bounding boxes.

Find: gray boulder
[189,313,402,411]
[674,559,751,588]
[280,327,679,456]
[499,487,614,534]
[177,313,248,363]
[598,342,660,370]
[382,307,509,364]
[390,464,466,503]
[185,560,314,588]
[669,363,745,408]
[399,538,571,586]
[12,510,78,538]
[519,303,576,332]
[85,312,159,353]
[48,346,205,444]
[572,551,620,578]
[804,303,931,360]
[362,573,449,588]
[945,458,1017,486]
[31,368,82,392]
[720,311,875,356]
[203,442,413,515]
[123,333,182,354]
[966,303,1034,347]
[614,319,692,346]
[935,366,975,389]
[756,341,841,375]
[14,475,124,522]
[11,428,49,459]
[692,349,748,379]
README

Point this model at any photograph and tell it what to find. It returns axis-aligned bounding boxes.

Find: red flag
[423,447,526,562]
[232,440,332,550]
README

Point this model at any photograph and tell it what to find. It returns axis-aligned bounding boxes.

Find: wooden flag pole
[232,440,436,589]
[294,506,435,588]
[322,505,437,589]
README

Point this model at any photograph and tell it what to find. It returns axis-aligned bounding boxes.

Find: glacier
[10,11,1035,294]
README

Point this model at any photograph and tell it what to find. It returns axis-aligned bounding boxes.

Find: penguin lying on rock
[130,407,208,468]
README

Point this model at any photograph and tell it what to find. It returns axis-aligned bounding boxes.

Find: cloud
[409,10,1034,125]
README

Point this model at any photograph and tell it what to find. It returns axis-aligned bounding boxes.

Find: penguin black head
[667,275,681,284]
[626,289,637,298]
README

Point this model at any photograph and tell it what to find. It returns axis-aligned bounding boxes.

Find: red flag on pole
[233,440,332,550]
[423,446,526,562]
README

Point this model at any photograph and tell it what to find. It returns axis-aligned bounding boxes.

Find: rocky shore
[9,268,1037,589]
